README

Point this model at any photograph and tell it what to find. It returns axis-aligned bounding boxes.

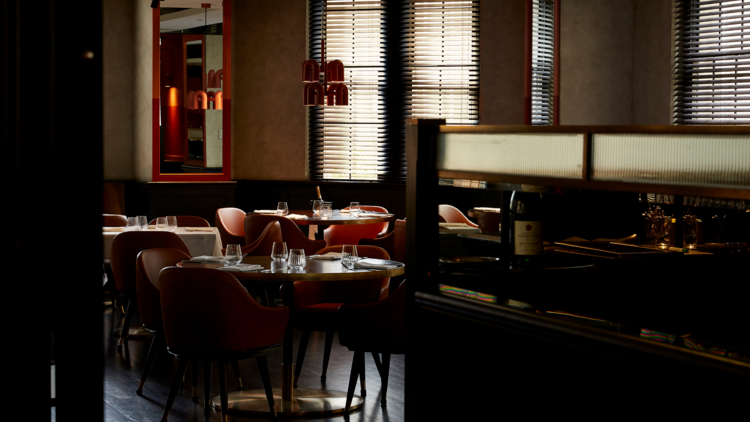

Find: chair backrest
[110,231,191,294]
[244,214,326,256]
[135,248,191,330]
[324,205,390,246]
[438,204,478,228]
[103,214,128,227]
[293,245,391,309]
[103,182,126,215]
[338,280,406,351]
[159,267,289,353]
[227,221,282,256]
[148,216,210,227]
[216,207,246,248]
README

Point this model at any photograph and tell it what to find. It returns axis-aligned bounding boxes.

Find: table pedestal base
[213,388,364,417]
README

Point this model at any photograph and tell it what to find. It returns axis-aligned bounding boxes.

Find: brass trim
[214,388,364,417]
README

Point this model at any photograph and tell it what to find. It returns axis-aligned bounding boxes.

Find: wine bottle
[316,186,323,202]
[509,190,544,268]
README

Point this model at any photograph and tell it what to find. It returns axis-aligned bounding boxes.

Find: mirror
[154,3,230,180]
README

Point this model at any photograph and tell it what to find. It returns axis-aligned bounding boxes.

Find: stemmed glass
[341,245,358,270]
[271,242,288,262]
[289,249,306,269]
[137,216,148,231]
[312,199,323,217]
[276,202,289,216]
[349,202,361,218]
[167,216,178,232]
[156,217,167,231]
[225,244,242,265]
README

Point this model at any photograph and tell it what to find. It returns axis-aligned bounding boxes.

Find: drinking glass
[349,202,361,218]
[167,216,178,232]
[321,203,332,220]
[137,216,148,230]
[683,211,699,250]
[271,242,288,262]
[312,199,323,217]
[156,217,167,231]
[225,244,242,265]
[126,217,138,231]
[341,245,357,269]
[289,249,306,269]
[276,202,289,216]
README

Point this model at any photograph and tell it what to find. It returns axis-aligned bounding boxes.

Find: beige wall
[232,0,307,180]
[103,0,134,180]
[479,0,525,125]
[133,0,153,181]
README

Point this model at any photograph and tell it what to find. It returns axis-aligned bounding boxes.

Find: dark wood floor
[53,305,404,422]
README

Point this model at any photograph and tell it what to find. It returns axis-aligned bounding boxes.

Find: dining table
[101,227,223,259]
[250,209,396,240]
[213,255,406,417]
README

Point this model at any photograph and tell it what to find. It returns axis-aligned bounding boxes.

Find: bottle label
[514,221,542,255]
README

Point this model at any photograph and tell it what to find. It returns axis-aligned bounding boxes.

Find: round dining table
[213,255,405,417]
[249,209,396,240]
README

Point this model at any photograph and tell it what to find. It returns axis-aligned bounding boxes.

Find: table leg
[214,280,364,417]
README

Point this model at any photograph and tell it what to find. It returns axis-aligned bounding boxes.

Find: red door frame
[152,1,232,181]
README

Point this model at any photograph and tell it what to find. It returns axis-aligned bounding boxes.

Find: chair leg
[191,360,199,403]
[359,350,366,397]
[136,332,163,395]
[117,298,135,352]
[294,330,311,387]
[231,360,243,390]
[345,351,363,414]
[380,353,391,407]
[217,360,229,422]
[203,361,212,415]
[257,356,277,418]
[160,358,188,422]
[321,330,335,382]
[371,352,383,378]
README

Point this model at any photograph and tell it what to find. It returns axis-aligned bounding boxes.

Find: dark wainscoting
[235,180,408,221]
[120,181,237,224]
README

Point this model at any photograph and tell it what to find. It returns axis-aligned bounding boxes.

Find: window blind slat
[531,0,555,126]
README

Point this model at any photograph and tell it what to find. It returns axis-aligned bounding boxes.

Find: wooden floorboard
[60,306,405,422]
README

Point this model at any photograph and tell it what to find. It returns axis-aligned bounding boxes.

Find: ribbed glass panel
[532,0,554,126]
[436,132,584,178]
[674,0,750,124]
[406,1,479,124]
[592,133,750,188]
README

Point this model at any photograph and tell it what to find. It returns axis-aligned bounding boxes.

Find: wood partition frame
[151,1,232,182]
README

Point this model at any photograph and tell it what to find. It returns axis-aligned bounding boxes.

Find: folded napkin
[286,214,307,220]
[439,223,472,228]
[309,252,342,260]
[354,260,399,270]
[144,225,157,230]
[183,227,214,232]
[339,209,350,213]
[189,255,226,262]
[254,210,278,214]
[219,264,263,272]
[474,207,501,213]
[103,227,126,232]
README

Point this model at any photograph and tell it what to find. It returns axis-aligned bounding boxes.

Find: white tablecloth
[102,228,223,259]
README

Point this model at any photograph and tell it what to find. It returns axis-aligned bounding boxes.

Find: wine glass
[137,216,148,231]
[126,217,138,231]
[167,216,178,232]
[320,203,332,220]
[289,249,306,269]
[225,244,242,265]
[349,202,361,218]
[341,245,357,270]
[156,217,167,231]
[312,199,323,217]
[271,242,288,262]
[276,202,289,216]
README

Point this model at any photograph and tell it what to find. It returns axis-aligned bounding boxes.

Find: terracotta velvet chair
[136,249,244,409]
[215,207,246,248]
[438,204,478,228]
[158,267,289,421]
[323,206,389,246]
[222,220,282,256]
[290,245,390,390]
[339,280,407,413]
[359,219,406,290]
[244,214,326,257]
[148,215,210,227]
[103,214,128,227]
[110,231,191,352]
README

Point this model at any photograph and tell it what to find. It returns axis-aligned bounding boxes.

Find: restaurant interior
[5,0,749,421]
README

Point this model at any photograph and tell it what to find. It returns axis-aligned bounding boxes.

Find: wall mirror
[153,1,231,181]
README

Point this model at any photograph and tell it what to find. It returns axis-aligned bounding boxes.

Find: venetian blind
[406,1,479,124]
[674,0,750,124]
[531,0,554,125]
